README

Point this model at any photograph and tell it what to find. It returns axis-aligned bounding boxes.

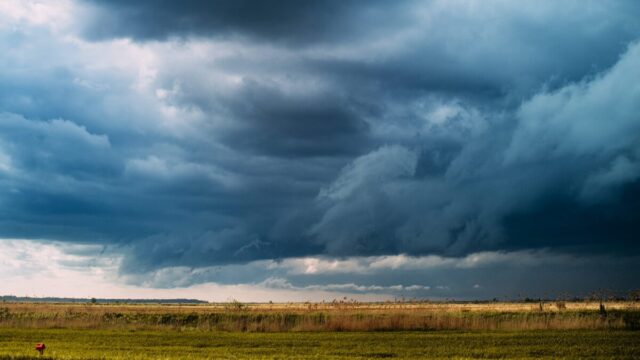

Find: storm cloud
[1,0,639,298]
[81,0,409,44]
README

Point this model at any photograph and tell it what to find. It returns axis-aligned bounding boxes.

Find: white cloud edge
[0,239,609,301]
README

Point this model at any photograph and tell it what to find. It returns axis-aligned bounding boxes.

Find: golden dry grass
[1,301,638,331]
[2,300,637,315]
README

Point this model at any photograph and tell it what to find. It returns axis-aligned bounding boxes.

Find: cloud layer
[3,240,636,301]
[0,0,639,297]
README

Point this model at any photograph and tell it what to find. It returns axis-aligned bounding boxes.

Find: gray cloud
[118,250,640,299]
[308,43,640,256]
[0,0,639,296]
[81,0,408,44]
[217,81,371,157]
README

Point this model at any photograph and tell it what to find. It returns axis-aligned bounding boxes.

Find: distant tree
[91,297,97,304]
[224,299,245,311]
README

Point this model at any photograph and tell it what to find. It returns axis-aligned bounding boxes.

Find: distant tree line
[0,295,207,304]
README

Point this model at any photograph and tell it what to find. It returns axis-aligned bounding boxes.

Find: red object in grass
[35,343,46,355]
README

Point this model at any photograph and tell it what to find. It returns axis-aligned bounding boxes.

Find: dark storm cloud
[301,40,640,258]
[120,251,640,299]
[83,0,640,100]
[81,0,405,44]
[217,81,371,157]
[1,0,640,294]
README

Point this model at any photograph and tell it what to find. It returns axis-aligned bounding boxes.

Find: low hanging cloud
[260,277,431,294]
[307,42,640,257]
[0,0,639,298]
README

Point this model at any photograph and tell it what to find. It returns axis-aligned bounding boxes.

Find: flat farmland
[0,302,638,359]
[0,329,639,359]
[1,301,638,331]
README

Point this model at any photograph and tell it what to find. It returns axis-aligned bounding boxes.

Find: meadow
[1,328,640,359]
[1,301,638,331]
[0,301,638,359]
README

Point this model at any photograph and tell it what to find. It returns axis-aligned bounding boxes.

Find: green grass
[0,328,638,359]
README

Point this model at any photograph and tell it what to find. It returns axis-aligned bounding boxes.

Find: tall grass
[0,301,638,332]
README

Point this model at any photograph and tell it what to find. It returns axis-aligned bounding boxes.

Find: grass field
[0,302,638,359]
[1,301,639,331]
[1,328,639,359]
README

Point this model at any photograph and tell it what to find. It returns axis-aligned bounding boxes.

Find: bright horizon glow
[2,240,636,301]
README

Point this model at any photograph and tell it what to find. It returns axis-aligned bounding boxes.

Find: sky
[0,0,639,302]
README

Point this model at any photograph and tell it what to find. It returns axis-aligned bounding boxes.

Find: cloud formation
[0,0,639,298]
[81,0,408,44]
